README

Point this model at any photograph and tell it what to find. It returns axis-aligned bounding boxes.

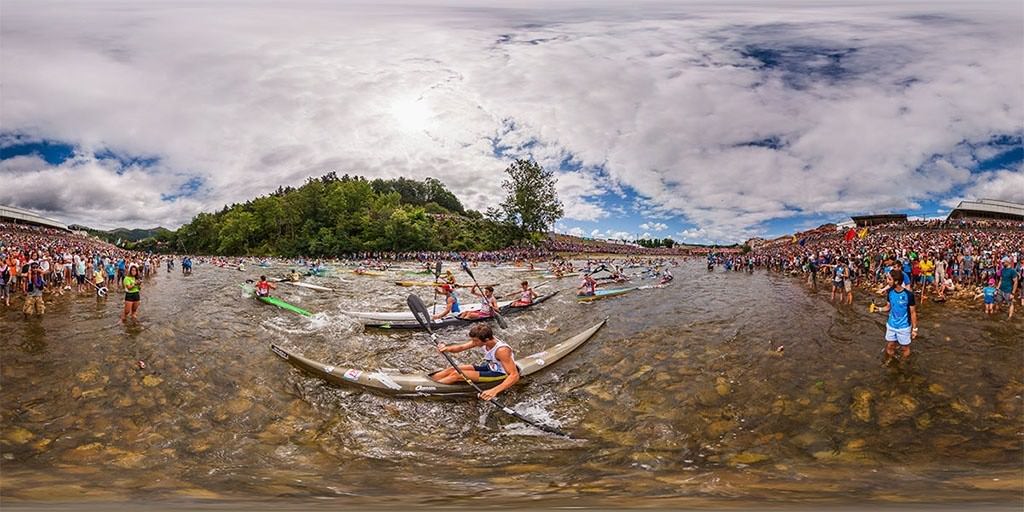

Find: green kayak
[258,296,313,317]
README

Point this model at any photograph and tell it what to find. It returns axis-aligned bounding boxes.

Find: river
[2,260,1021,509]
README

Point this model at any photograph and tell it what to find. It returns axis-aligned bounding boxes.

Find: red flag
[844,228,857,241]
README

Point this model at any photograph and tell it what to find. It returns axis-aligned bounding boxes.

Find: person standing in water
[121,265,142,323]
[874,268,917,365]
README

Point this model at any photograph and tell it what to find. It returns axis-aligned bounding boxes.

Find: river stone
[876,394,918,427]
[927,383,947,395]
[850,389,872,422]
[5,427,35,444]
[142,375,163,387]
[227,398,253,415]
[844,438,866,451]
[706,420,736,438]
[715,377,731,397]
[730,451,770,465]
[914,413,932,430]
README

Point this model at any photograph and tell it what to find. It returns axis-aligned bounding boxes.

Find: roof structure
[849,213,907,227]
[946,199,1024,221]
[0,205,69,230]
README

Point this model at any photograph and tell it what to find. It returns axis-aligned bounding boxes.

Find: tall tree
[498,159,564,242]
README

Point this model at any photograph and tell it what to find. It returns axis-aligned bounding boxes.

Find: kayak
[258,296,313,317]
[270,317,607,397]
[577,287,636,302]
[541,272,580,279]
[353,269,386,276]
[364,292,558,329]
[394,281,498,288]
[282,281,334,292]
[577,284,668,303]
[344,299,515,324]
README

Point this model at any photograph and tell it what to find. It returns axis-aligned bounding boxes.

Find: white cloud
[0,0,1019,239]
[639,222,668,232]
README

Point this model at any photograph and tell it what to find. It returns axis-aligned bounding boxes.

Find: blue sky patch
[0,138,76,165]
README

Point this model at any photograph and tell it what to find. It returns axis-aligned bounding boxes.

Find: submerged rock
[850,388,873,423]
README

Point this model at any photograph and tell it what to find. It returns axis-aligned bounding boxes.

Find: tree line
[127,160,563,256]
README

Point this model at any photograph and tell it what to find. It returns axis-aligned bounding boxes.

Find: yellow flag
[858,227,868,239]
[792,234,798,243]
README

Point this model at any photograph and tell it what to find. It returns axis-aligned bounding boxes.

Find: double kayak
[343,299,515,324]
[270,317,607,397]
[364,292,558,329]
[258,296,313,317]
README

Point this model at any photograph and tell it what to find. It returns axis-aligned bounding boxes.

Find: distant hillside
[70,225,172,243]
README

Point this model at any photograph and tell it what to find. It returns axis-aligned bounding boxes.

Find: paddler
[288,269,301,282]
[458,285,499,320]
[255,275,276,298]
[660,268,674,285]
[577,274,597,297]
[431,324,519,400]
[431,284,461,320]
[510,280,538,307]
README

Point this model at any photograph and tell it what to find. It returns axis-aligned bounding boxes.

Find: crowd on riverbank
[0,224,159,318]
[744,219,1023,317]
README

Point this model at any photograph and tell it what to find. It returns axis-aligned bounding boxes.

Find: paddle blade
[494,311,508,329]
[97,287,107,297]
[461,260,475,280]
[406,294,434,334]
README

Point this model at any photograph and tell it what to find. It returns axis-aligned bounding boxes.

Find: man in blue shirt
[996,257,1018,319]
[875,268,917,365]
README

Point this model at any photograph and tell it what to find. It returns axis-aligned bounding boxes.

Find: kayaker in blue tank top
[432,284,461,320]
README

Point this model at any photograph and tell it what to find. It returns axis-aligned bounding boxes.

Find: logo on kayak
[414,385,436,392]
[271,346,289,359]
[324,365,335,373]
[535,359,546,366]
[343,369,362,381]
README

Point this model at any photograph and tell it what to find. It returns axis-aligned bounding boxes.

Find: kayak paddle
[431,260,442,315]
[460,260,508,329]
[407,294,569,438]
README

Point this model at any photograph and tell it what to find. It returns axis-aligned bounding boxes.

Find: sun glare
[390,97,431,132]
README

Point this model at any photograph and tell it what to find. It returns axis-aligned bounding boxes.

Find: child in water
[974,278,997,315]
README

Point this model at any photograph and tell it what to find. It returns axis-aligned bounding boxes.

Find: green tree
[497,159,563,242]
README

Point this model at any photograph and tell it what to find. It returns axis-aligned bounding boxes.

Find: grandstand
[0,205,69,231]
[850,213,907,227]
[946,199,1024,222]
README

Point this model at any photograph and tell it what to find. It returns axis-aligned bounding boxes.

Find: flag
[798,238,807,247]
[791,235,798,243]
[844,228,857,241]
[858,227,868,239]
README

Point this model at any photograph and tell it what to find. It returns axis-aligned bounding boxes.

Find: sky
[1,0,1021,243]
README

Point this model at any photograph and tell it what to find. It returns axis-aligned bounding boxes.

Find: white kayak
[344,299,515,323]
[283,281,334,292]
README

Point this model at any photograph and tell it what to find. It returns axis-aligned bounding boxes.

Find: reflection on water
[1,261,1021,508]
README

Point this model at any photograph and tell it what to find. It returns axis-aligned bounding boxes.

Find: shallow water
[1,261,1021,508]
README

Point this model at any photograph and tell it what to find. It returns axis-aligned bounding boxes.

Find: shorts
[125,292,140,302]
[833,280,843,289]
[843,280,852,292]
[472,363,507,382]
[75,275,85,284]
[995,291,1014,304]
[885,325,912,346]
[923,276,933,284]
